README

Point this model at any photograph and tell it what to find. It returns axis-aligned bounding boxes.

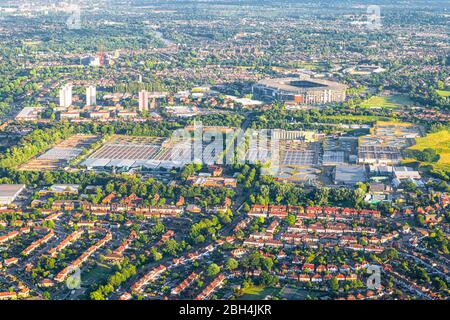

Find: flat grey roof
[335,165,366,183]
[0,184,26,197]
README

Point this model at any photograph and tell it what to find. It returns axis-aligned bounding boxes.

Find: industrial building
[334,165,367,185]
[323,150,346,166]
[138,90,149,112]
[0,184,26,205]
[15,107,45,121]
[358,145,402,166]
[393,167,421,180]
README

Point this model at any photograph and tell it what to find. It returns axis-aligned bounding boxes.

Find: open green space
[436,89,450,98]
[321,115,388,122]
[360,95,414,109]
[407,128,450,170]
[81,263,113,286]
[239,285,280,300]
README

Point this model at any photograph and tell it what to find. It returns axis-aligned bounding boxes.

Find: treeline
[0,124,74,168]
[0,167,233,209]
[76,121,186,138]
[0,168,109,187]
[89,259,137,300]
[114,81,166,94]
[241,172,388,213]
[403,148,440,163]
[189,113,245,128]
[249,103,391,131]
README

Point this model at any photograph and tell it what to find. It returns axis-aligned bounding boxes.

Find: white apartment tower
[86,85,97,106]
[59,84,73,108]
[138,90,149,112]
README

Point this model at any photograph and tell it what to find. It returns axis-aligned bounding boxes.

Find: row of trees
[244,175,369,210]
[0,124,74,168]
[90,260,137,300]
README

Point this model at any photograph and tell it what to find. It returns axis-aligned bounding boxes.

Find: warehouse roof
[0,184,26,198]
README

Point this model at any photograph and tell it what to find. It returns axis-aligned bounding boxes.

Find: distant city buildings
[139,90,149,112]
[86,85,97,106]
[59,84,73,108]
[80,55,101,67]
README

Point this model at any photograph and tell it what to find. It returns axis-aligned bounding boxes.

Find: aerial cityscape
[0,0,449,303]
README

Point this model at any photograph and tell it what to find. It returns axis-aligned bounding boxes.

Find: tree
[259,271,279,287]
[207,263,221,277]
[330,276,339,292]
[105,182,114,193]
[226,258,238,271]
[151,248,162,261]
[47,220,55,229]
[286,214,296,226]
[162,239,180,256]
[119,184,127,195]
[262,257,274,271]
[90,291,105,300]
[45,258,55,270]
[150,222,165,236]
[181,163,195,180]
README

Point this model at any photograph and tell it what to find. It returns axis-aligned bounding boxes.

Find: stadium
[253,77,348,105]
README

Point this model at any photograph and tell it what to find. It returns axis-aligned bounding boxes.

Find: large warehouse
[253,77,347,105]
[0,184,26,205]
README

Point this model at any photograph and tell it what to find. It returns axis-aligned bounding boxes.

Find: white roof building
[0,184,26,205]
[49,184,79,194]
[393,167,421,180]
[334,165,367,185]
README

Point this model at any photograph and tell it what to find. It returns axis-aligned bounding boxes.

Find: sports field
[360,95,414,109]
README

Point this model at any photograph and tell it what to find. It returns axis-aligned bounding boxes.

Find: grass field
[239,286,280,300]
[408,129,450,170]
[376,120,413,127]
[82,263,112,285]
[287,62,321,70]
[239,285,325,300]
[360,95,414,109]
[278,286,320,300]
[436,89,450,98]
[321,115,388,122]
